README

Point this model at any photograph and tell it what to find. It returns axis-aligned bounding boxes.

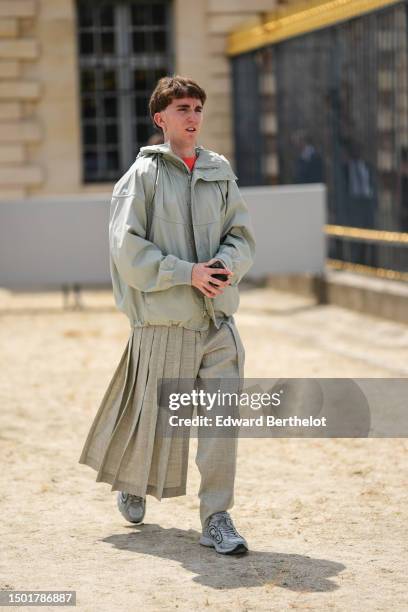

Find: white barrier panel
[0,195,111,289]
[0,184,326,289]
[241,183,326,278]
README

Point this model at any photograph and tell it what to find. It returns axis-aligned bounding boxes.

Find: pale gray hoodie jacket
[109,141,256,331]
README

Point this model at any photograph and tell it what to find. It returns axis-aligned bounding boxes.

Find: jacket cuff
[214,254,233,273]
[173,259,194,285]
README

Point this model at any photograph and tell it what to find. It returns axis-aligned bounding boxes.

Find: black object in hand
[208,260,229,282]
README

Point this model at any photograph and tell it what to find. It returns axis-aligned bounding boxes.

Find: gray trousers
[79,317,245,527]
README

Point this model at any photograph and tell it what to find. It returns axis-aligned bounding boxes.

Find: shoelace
[123,493,144,504]
[129,495,144,503]
[212,511,240,538]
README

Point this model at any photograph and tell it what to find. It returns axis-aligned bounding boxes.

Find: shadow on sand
[103,524,345,592]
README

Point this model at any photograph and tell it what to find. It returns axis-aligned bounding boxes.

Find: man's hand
[191,258,233,298]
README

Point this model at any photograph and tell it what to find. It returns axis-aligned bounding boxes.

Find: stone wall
[0,0,42,199]
[0,0,291,197]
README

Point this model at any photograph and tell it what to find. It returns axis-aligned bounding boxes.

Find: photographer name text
[168,415,327,428]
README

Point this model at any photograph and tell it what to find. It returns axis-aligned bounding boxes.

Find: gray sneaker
[199,511,248,554]
[117,491,146,524]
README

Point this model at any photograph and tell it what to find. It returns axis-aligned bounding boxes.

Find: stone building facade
[0,0,289,199]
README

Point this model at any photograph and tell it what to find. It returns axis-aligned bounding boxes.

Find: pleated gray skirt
[78,321,243,500]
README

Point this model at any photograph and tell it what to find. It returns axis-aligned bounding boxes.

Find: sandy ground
[0,286,407,611]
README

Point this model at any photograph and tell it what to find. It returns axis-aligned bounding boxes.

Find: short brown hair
[149,75,207,130]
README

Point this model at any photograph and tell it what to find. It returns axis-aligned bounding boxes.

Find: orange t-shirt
[182,155,197,172]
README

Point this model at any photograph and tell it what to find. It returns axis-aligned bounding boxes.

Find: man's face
[154,96,204,145]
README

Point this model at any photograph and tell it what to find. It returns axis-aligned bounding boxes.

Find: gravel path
[1,287,407,611]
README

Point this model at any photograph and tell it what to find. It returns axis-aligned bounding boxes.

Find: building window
[76,0,173,183]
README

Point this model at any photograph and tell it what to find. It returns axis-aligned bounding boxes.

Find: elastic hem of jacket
[131,318,211,331]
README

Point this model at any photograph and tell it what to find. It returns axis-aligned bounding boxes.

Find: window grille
[231,1,408,269]
[76,0,173,182]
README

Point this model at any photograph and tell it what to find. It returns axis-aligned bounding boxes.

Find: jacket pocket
[144,285,205,323]
[213,285,240,316]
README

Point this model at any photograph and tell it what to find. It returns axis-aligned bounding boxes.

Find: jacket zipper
[186,169,207,319]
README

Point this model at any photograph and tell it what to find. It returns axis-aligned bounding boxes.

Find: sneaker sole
[199,535,248,555]
[120,514,145,524]
[117,507,145,524]
[117,495,146,524]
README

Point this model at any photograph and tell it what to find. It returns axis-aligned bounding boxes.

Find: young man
[79,75,256,555]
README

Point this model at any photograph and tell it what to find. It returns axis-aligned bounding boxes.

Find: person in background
[399,146,408,232]
[146,131,164,146]
[292,129,324,184]
[342,140,377,265]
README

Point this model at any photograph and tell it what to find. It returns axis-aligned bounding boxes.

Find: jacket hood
[138,142,238,181]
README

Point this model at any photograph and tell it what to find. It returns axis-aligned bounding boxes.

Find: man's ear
[153,111,164,130]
